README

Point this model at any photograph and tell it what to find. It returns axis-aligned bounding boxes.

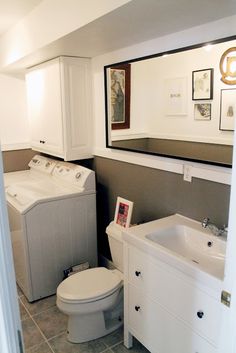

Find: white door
[0,148,23,353]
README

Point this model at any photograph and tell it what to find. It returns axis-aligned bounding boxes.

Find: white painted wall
[0,74,29,150]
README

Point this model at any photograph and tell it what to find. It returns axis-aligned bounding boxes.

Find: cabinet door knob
[135,305,140,312]
[40,140,46,144]
[197,311,204,319]
[135,271,141,277]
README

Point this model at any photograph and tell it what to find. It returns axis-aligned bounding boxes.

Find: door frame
[0,149,23,353]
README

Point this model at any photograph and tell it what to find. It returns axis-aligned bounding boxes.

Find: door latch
[221,290,231,307]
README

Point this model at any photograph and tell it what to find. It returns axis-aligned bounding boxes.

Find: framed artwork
[192,68,213,100]
[114,197,133,228]
[220,89,236,131]
[194,103,211,121]
[108,64,131,130]
[164,77,188,115]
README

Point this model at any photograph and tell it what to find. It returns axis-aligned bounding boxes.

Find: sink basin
[123,214,226,284]
[146,223,225,279]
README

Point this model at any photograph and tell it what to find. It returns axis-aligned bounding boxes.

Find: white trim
[111,133,149,141]
[148,133,233,146]
[94,147,232,185]
[0,149,22,353]
[1,142,31,151]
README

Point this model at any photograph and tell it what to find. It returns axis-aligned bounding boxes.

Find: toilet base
[67,309,123,343]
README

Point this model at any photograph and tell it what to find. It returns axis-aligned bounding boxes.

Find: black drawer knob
[135,306,140,312]
[197,311,204,319]
[40,140,46,144]
[135,271,141,277]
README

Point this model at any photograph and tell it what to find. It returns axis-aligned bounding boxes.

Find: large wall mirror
[104,36,236,167]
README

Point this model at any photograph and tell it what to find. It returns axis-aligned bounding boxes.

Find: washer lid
[57,267,122,302]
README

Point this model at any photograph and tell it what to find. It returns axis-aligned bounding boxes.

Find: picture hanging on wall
[164,77,188,116]
[220,89,236,131]
[192,68,213,100]
[114,197,133,228]
[194,103,211,121]
[108,64,131,130]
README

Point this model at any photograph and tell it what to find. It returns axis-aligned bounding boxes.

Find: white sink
[123,214,226,288]
[146,223,225,279]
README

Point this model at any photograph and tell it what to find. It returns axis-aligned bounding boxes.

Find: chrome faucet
[201,217,228,237]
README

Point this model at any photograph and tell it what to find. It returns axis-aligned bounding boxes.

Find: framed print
[194,103,211,121]
[192,68,213,100]
[114,197,133,228]
[108,64,131,130]
[164,77,188,116]
[220,89,236,131]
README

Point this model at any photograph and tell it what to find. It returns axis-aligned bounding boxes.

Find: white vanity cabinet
[26,56,92,160]
[124,244,221,353]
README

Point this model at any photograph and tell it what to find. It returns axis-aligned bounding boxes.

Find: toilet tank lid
[57,267,122,302]
[106,221,123,242]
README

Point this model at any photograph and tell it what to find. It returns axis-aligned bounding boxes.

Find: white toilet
[56,222,124,343]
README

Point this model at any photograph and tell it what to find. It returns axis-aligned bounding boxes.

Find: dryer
[4,155,97,302]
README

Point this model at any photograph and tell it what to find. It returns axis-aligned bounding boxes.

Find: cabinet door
[128,284,217,353]
[26,58,64,156]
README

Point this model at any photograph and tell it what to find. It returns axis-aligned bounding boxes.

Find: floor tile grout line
[103,338,124,349]
[19,296,57,318]
[19,297,56,353]
[106,339,124,350]
[46,330,67,342]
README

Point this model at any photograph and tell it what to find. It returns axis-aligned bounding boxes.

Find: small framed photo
[114,197,133,228]
[220,89,236,131]
[194,103,211,121]
[192,68,213,100]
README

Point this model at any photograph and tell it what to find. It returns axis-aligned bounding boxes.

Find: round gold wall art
[220,47,236,85]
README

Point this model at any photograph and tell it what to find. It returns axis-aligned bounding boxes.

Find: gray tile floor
[18,286,150,353]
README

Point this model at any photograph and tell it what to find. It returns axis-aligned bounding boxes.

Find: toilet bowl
[57,222,124,343]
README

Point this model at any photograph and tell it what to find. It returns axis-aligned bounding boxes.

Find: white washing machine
[4,155,97,302]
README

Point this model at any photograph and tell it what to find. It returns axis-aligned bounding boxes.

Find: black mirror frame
[104,35,236,168]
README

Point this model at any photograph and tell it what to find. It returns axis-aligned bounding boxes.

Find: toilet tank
[106,221,123,272]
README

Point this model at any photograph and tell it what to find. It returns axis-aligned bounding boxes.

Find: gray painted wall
[2,150,231,261]
[94,156,230,259]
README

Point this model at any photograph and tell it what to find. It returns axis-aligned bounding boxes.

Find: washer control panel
[28,155,95,191]
[28,155,57,174]
[52,162,94,190]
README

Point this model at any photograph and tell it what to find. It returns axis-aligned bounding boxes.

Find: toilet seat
[57,267,123,304]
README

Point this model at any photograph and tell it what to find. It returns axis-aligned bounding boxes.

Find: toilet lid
[57,267,122,303]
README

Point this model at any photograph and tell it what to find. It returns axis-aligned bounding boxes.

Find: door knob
[197,311,204,319]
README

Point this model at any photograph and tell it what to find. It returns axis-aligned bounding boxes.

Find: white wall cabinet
[124,244,221,353]
[26,56,92,160]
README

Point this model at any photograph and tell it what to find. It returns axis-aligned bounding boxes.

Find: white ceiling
[3,0,236,71]
[0,0,42,36]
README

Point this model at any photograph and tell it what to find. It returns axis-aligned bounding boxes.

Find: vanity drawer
[128,246,222,345]
[128,284,217,353]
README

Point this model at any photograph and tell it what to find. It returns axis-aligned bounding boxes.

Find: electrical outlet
[183,165,192,182]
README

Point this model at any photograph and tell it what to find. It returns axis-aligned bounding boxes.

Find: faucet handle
[202,217,210,228]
